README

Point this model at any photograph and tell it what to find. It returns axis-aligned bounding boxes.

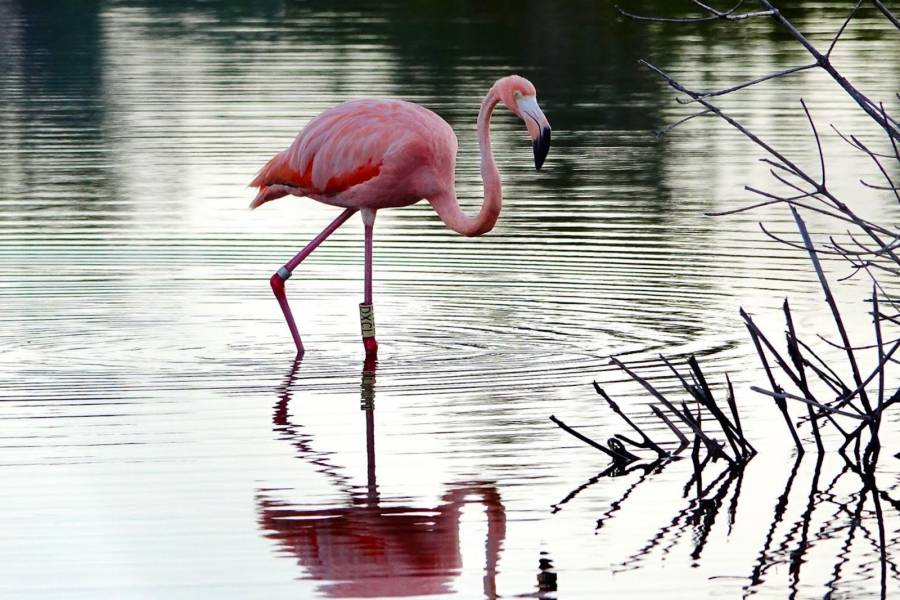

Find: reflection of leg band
[359,303,376,339]
[360,369,375,410]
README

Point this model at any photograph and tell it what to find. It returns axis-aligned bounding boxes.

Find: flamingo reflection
[257,358,507,598]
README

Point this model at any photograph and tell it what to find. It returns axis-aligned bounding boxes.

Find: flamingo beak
[517,95,551,171]
[533,126,551,171]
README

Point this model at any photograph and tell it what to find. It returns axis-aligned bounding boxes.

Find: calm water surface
[2,1,900,598]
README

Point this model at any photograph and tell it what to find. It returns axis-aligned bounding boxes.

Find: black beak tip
[533,127,551,171]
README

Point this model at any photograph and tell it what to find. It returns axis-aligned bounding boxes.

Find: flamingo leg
[360,209,378,358]
[270,207,358,355]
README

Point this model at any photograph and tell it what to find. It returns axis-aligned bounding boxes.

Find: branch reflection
[556,452,900,597]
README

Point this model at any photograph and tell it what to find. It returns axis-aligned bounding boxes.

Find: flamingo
[250,75,551,358]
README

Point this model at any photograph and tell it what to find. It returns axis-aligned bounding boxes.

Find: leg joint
[276,266,291,281]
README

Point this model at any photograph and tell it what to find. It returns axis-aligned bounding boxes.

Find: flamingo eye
[513,89,523,100]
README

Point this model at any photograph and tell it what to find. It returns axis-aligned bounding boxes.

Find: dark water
[2,1,900,598]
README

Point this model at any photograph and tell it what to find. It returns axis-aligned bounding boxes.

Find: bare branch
[871,0,900,31]
[597,0,900,474]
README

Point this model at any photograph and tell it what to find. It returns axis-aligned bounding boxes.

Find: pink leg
[270,207,358,355]
[361,210,378,358]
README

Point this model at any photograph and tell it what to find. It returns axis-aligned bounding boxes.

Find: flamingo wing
[250,99,430,209]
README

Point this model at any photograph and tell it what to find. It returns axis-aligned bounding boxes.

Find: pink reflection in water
[257,359,507,598]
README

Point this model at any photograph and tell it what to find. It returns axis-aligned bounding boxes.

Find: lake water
[2,1,900,598]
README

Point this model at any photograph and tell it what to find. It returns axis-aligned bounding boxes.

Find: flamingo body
[251,75,551,357]
[251,99,456,212]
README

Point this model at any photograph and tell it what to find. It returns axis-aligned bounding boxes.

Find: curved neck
[429,87,502,237]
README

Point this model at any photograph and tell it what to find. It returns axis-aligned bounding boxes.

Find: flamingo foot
[363,336,378,359]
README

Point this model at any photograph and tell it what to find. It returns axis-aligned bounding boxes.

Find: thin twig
[614,1,772,23]
[725,373,756,456]
[851,132,900,205]
[868,286,886,468]
[687,355,744,459]
[800,98,825,188]
[784,298,824,452]
[872,0,900,30]
[594,381,668,458]
[791,206,873,416]
[826,0,864,58]
[837,340,900,408]
[742,309,804,451]
[860,180,900,192]
[675,63,817,105]
[796,337,849,394]
[656,109,713,137]
[831,124,897,159]
[750,387,871,421]
[550,415,637,463]
[651,405,690,450]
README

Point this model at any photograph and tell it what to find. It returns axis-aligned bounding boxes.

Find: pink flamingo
[250,75,551,358]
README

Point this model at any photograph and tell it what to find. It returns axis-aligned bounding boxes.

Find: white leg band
[277,266,291,281]
[359,303,376,338]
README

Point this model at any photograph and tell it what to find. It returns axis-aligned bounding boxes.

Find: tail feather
[250,151,292,209]
[250,185,289,209]
[250,151,283,188]
[249,149,313,208]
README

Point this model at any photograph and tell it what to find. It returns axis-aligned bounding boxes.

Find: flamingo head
[494,75,552,170]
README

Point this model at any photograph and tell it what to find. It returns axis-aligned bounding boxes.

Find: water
[2,1,900,598]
